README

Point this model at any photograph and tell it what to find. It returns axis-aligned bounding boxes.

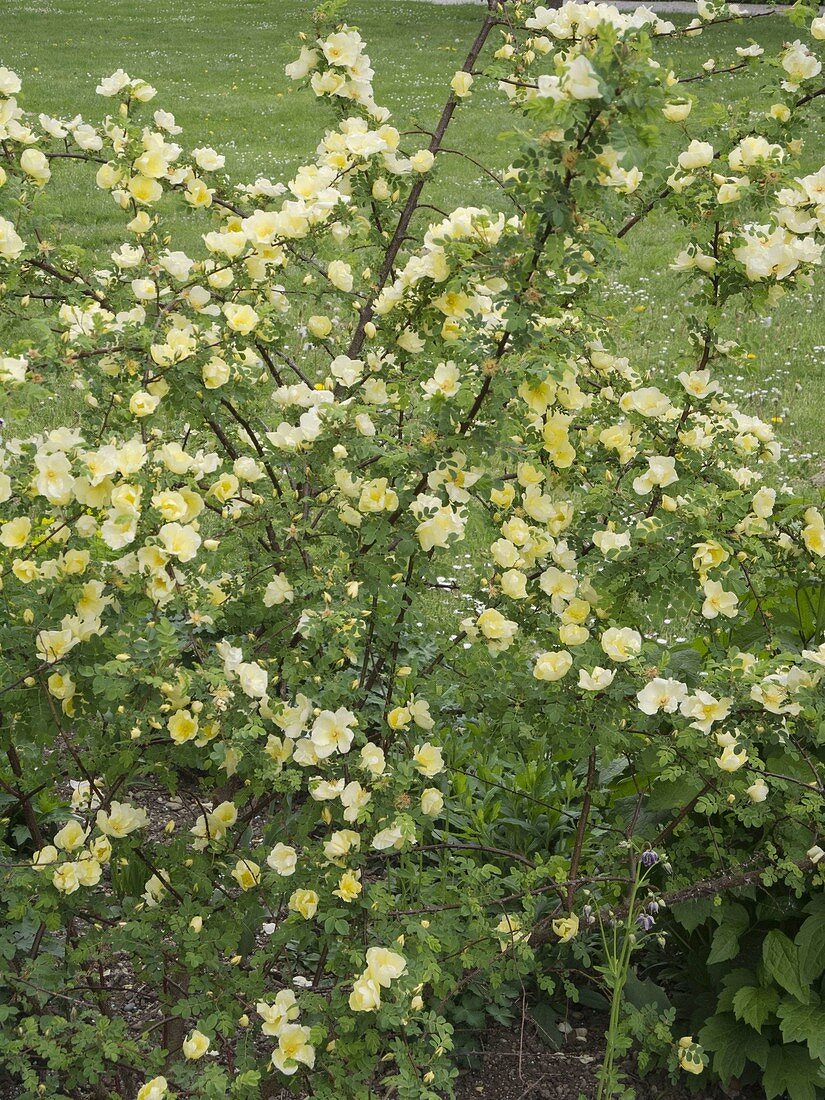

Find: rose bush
[0,1,824,1096]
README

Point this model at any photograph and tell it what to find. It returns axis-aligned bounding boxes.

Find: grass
[2,0,824,459]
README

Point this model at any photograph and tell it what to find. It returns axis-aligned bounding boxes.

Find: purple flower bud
[636,913,655,931]
[647,900,660,915]
[641,850,659,868]
[582,904,595,926]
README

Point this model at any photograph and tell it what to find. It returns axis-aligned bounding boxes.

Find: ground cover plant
[0,1,824,1098]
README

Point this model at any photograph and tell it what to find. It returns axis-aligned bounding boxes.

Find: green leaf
[777,1001,825,1063]
[529,1002,561,1050]
[796,913,825,985]
[804,893,825,916]
[666,644,703,683]
[670,897,714,933]
[708,923,741,965]
[763,1044,820,1100]
[623,971,672,1013]
[763,930,810,1004]
[732,986,779,1033]
[698,1014,769,1082]
[707,903,749,965]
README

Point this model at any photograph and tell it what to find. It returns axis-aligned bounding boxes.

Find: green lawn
[3,0,824,459]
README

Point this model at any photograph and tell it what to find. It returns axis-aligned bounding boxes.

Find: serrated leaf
[708,922,742,965]
[721,968,760,992]
[707,903,749,965]
[796,913,825,985]
[803,892,825,916]
[763,1044,820,1100]
[708,919,739,963]
[763,930,810,1004]
[732,986,779,1033]
[777,1001,825,1063]
[698,1014,769,1083]
[670,897,714,933]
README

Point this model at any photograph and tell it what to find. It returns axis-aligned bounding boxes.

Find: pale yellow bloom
[288,888,319,919]
[552,913,580,943]
[183,1030,210,1060]
[231,859,261,891]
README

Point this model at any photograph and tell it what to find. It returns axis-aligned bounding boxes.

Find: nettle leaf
[803,893,825,917]
[707,903,750,966]
[732,985,780,1033]
[763,1044,822,1100]
[698,1013,769,1082]
[708,922,742,966]
[718,968,761,1012]
[796,913,825,985]
[777,1001,825,1063]
[669,897,714,934]
[763,930,810,1004]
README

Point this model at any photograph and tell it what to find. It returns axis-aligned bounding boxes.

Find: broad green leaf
[707,903,749,965]
[763,930,810,1004]
[796,913,825,985]
[777,1001,825,1063]
[763,1044,820,1100]
[698,1014,769,1083]
[670,897,714,933]
[732,986,779,1033]
[623,971,672,1013]
[708,922,742,965]
[803,892,825,916]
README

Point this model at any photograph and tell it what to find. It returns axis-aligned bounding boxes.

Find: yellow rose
[231,859,261,891]
[413,742,444,778]
[223,302,259,334]
[288,888,319,919]
[420,788,444,816]
[533,650,573,682]
[1,516,32,548]
[182,1029,210,1060]
[308,314,332,337]
[551,913,580,943]
[267,843,298,876]
[136,1078,168,1100]
[32,845,59,871]
[96,801,149,837]
[333,869,362,902]
[167,709,199,744]
[53,819,88,852]
[128,175,163,205]
[410,149,435,173]
[52,862,81,895]
[12,559,38,583]
[495,913,527,951]
[129,390,161,418]
[450,71,474,98]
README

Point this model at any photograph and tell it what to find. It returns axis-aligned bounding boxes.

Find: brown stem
[654,781,712,845]
[219,397,282,497]
[345,2,504,359]
[566,750,597,909]
[4,739,44,849]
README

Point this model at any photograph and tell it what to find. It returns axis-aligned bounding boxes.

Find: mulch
[453,1022,753,1100]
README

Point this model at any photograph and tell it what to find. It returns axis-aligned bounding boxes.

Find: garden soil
[453,1023,759,1099]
